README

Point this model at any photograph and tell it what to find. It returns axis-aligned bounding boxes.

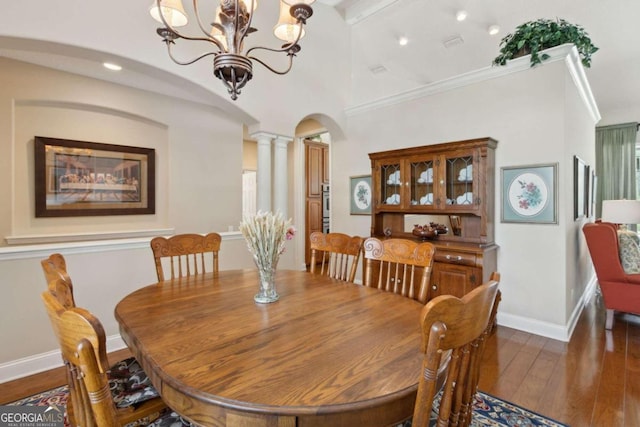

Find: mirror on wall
[403,214,461,236]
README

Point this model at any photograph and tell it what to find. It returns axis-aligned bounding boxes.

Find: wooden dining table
[114,269,424,427]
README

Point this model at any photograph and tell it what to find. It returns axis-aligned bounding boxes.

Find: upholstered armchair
[583,221,640,329]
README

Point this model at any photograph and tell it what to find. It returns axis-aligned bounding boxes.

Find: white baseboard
[0,334,126,384]
[497,274,598,342]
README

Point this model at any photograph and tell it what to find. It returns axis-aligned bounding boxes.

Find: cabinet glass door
[445,154,476,209]
[409,159,435,207]
[379,162,402,207]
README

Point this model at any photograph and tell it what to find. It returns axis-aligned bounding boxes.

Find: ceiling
[330,0,640,123]
[1,0,638,124]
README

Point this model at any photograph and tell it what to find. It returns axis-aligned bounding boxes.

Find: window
[242,170,257,217]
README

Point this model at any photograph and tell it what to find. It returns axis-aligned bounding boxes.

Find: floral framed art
[501,163,558,224]
[350,175,372,215]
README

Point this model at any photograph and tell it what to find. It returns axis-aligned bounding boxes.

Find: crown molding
[345,44,601,123]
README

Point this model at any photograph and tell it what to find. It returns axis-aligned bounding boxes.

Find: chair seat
[148,409,192,426]
[108,357,160,409]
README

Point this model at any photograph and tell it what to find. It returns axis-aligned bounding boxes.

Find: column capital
[250,132,278,141]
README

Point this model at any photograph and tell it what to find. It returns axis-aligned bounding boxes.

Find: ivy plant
[493,18,598,68]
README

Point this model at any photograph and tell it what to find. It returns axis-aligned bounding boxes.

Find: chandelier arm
[236,0,256,48]
[154,0,192,42]
[246,21,305,57]
[167,47,218,66]
[247,43,298,56]
[191,0,225,51]
[249,54,295,75]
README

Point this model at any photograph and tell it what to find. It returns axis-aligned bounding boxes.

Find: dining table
[114,269,424,427]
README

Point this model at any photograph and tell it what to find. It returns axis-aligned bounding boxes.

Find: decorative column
[273,136,292,217]
[252,132,275,212]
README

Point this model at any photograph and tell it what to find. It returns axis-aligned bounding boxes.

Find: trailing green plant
[493,18,598,68]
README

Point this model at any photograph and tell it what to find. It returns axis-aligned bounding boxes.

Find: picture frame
[585,165,592,218]
[349,175,372,215]
[590,170,597,218]
[35,136,155,217]
[501,163,558,224]
[574,156,586,220]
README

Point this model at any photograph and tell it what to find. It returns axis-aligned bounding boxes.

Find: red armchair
[583,221,640,329]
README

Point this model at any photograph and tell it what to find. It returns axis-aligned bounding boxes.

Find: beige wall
[0,58,260,379]
[332,47,599,341]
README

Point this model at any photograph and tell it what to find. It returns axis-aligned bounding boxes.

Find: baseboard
[0,334,126,384]
[497,274,598,342]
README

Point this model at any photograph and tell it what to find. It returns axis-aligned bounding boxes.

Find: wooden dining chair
[309,231,364,283]
[41,277,182,427]
[41,253,76,309]
[363,237,436,303]
[410,277,500,427]
[151,232,222,281]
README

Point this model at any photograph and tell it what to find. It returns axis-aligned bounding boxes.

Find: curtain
[595,122,639,218]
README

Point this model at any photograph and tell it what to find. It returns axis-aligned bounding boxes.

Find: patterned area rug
[8,386,568,427]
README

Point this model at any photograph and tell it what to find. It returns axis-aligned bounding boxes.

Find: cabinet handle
[445,255,463,261]
[432,285,437,290]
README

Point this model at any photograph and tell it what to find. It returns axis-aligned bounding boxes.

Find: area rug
[7,386,568,427]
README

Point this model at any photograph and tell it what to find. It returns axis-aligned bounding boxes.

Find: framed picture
[585,165,592,218]
[35,136,155,217]
[350,175,372,215]
[574,156,586,220]
[501,163,558,224]
[591,170,597,218]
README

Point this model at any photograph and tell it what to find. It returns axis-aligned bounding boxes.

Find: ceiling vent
[369,64,388,74]
[443,35,464,49]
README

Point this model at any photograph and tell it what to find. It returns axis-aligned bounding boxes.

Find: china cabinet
[368,137,498,299]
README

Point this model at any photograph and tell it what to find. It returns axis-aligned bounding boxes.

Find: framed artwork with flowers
[501,163,558,224]
[350,175,372,215]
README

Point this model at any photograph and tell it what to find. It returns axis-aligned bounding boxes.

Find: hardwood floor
[478,293,640,426]
[1,293,638,426]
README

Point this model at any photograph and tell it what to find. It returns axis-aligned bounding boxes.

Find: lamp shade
[601,200,640,225]
[149,0,188,27]
[274,1,305,43]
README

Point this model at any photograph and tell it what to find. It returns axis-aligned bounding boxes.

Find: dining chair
[363,237,436,303]
[41,280,191,427]
[151,232,222,281]
[309,231,364,283]
[410,277,500,427]
[41,253,76,309]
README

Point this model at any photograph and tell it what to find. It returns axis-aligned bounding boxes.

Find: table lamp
[601,199,640,230]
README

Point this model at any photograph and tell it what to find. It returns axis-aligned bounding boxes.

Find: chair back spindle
[363,237,435,303]
[151,233,222,281]
[309,232,363,283]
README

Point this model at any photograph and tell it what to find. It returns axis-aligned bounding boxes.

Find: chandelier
[150,0,315,100]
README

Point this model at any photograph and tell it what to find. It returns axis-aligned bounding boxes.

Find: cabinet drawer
[434,250,476,266]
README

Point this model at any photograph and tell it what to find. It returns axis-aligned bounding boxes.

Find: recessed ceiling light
[103,62,122,71]
[398,36,409,46]
[456,10,467,22]
[488,25,500,36]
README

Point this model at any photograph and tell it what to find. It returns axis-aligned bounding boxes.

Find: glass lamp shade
[149,0,188,27]
[274,1,305,43]
[601,200,640,226]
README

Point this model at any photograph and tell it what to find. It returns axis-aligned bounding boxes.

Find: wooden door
[305,140,328,265]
